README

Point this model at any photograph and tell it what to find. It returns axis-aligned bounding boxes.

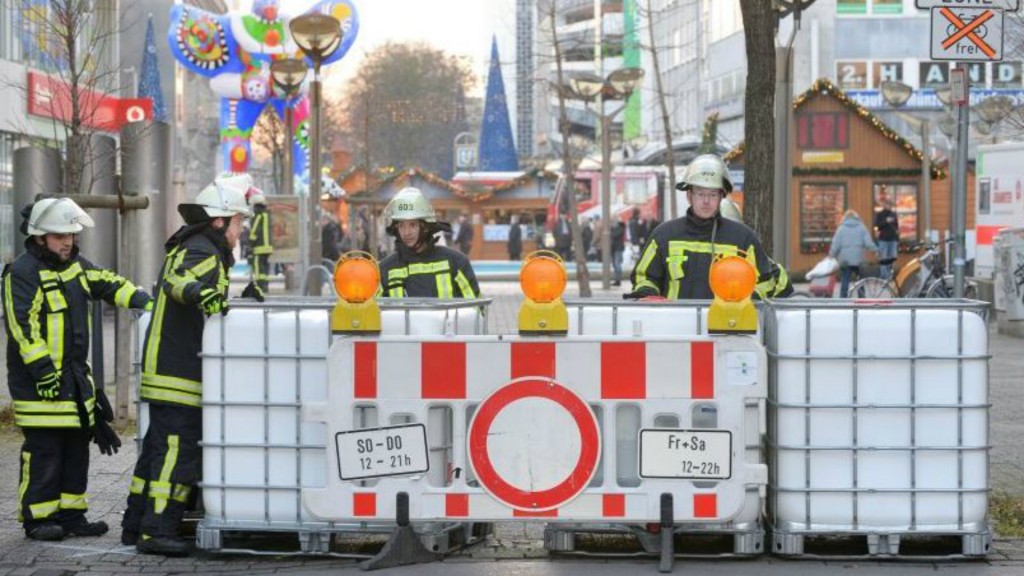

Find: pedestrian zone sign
[930,7,1004,61]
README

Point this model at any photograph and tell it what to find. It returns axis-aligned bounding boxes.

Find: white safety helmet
[26,198,95,236]
[384,187,436,230]
[676,154,733,194]
[194,174,255,218]
[248,191,267,206]
[719,197,743,222]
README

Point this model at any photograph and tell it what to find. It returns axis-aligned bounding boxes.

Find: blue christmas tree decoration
[138,15,167,123]
[477,36,518,171]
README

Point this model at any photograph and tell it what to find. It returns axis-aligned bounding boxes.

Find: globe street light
[567,67,645,290]
[270,58,307,200]
[880,80,932,244]
[290,13,342,295]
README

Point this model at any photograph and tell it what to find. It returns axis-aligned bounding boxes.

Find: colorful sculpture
[168,0,359,187]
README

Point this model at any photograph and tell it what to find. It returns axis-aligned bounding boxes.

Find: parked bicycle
[849,241,977,299]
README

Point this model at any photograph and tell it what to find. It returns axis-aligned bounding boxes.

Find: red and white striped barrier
[302,335,766,523]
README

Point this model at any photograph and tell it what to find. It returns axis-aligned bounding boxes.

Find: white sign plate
[917,0,1018,10]
[336,424,429,481]
[638,429,732,480]
[930,7,1004,62]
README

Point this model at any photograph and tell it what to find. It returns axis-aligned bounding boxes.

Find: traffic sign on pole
[930,7,1004,61]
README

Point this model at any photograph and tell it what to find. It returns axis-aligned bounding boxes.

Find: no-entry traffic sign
[931,7,1004,61]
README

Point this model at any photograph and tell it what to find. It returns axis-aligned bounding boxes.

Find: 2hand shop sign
[930,7,1005,61]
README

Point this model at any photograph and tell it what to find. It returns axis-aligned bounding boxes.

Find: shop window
[837,0,901,15]
[797,113,850,150]
[873,183,918,243]
[801,183,846,254]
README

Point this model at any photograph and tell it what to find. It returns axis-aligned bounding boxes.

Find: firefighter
[2,198,152,542]
[629,154,792,300]
[247,189,272,297]
[377,187,480,298]
[121,175,253,556]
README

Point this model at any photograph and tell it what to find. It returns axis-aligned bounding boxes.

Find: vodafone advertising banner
[27,70,153,132]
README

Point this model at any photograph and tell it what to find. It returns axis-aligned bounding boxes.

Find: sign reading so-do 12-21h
[921,0,1019,62]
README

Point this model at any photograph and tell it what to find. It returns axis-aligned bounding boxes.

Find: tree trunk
[644,0,678,220]
[740,0,776,254]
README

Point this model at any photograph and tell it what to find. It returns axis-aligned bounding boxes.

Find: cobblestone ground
[1,280,1023,575]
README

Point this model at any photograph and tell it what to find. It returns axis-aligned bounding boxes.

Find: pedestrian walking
[830,208,879,298]
[507,215,522,261]
[455,213,474,256]
[630,154,792,300]
[377,188,480,298]
[610,219,626,285]
[2,198,151,542]
[874,199,899,279]
[122,174,254,556]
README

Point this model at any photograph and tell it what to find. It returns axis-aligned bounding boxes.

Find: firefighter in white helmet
[630,154,792,300]
[2,198,152,542]
[377,187,480,298]
[123,174,253,556]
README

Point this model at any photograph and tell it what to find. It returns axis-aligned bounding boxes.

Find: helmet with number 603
[194,174,255,218]
[384,187,436,232]
[676,154,733,194]
[25,198,95,236]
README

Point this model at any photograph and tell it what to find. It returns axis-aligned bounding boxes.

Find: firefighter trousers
[123,404,201,538]
[253,254,270,294]
[18,427,91,531]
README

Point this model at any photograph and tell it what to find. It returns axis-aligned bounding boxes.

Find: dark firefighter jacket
[2,241,150,428]
[631,209,792,300]
[140,225,231,408]
[249,207,273,256]
[378,241,480,298]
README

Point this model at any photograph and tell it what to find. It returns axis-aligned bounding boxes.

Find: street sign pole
[951,66,969,298]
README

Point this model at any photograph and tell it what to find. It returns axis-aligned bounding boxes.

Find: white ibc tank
[140,299,491,526]
[767,301,989,533]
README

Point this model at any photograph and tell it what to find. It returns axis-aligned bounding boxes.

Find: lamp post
[270,58,308,199]
[290,13,342,295]
[569,67,644,290]
[880,80,932,246]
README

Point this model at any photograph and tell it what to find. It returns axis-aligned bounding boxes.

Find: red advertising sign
[27,70,153,132]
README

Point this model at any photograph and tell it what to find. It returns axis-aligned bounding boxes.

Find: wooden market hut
[727,78,975,275]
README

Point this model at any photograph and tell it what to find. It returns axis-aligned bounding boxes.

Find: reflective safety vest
[631,212,792,300]
[249,208,273,256]
[2,245,149,428]
[377,244,480,299]
[141,229,229,408]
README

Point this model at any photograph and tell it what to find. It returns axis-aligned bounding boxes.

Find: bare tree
[1000,10,1024,136]
[639,0,681,220]
[539,0,592,297]
[739,0,777,254]
[250,107,287,194]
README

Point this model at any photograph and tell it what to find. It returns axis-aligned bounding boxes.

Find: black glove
[198,287,229,316]
[92,418,121,456]
[94,388,114,423]
[36,372,60,400]
[241,281,265,302]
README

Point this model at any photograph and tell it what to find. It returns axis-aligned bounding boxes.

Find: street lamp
[270,58,307,200]
[568,67,645,290]
[880,80,932,244]
[290,13,342,295]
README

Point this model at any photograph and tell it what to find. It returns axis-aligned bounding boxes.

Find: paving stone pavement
[2,280,1023,575]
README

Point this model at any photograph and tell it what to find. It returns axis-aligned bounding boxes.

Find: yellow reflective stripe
[59,262,83,283]
[60,493,87,510]
[388,268,409,281]
[408,261,450,275]
[171,484,191,503]
[130,476,147,495]
[392,286,405,298]
[152,435,180,513]
[4,276,50,364]
[189,255,218,279]
[18,452,30,521]
[39,270,58,281]
[15,414,81,427]
[45,289,66,311]
[113,283,135,308]
[13,398,92,427]
[435,274,451,298]
[140,386,202,408]
[667,280,681,300]
[29,499,60,519]
[666,240,739,257]
[141,373,202,395]
[633,239,660,293]
[252,245,273,255]
[454,271,476,298]
[14,399,80,414]
[46,313,64,371]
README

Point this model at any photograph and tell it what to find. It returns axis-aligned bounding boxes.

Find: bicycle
[849,241,977,299]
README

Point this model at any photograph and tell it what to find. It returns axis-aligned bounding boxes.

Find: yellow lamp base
[518,298,568,335]
[708,297,758,334]
[331,299,382,334]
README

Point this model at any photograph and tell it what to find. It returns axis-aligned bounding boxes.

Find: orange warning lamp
[708,255,758,334]
[331,251,381,334]
[518,251,568,335]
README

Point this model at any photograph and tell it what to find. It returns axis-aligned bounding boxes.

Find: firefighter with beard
[121,175,253,556]
[2,198,151,542]
[377,187,480,298]
[629,154,792,300]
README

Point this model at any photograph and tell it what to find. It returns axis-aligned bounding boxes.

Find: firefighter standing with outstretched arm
[630,154,792,300]
[377,187,480,298]
[247,190,272,298]
[121,175,253,556]
[2,198,151,542]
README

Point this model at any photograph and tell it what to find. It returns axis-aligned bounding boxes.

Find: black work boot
[26,523,65,541]
[136,534,189,557]
[121,529,139,546]
[63,519,109,537]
